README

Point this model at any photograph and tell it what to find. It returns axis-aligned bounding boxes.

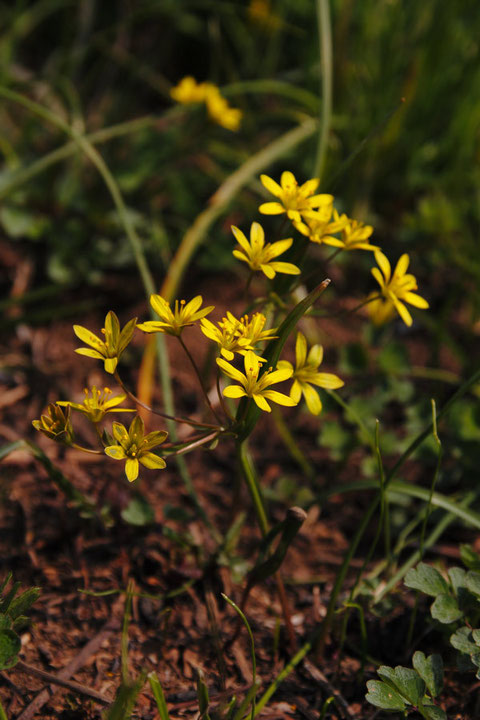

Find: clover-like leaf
[377,665,425,706]
[466,571,480,598]
[365,680,406,711]
[412,651,443,697]
[450,625,479,655]
[431,593,463,624]
[461,544,480,571]
[404,563,449,597]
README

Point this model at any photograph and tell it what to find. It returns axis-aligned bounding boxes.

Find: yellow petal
[295,332,307,367]
[261,264,276,279]
[404,292,429,309]
[260,174,282,197]
[259,202,285,215]
[73,325,104,352]
[302,384,322,415]
[268,261,300,275]
[125,458,139,482]
[252,394,271,412]
[262,390,297,407]
[374,251,391,283]
[394,254,410,278]
[223,385,247,398]
[105,445,127,459]
[140,453,167,470]
[250,222,265,251]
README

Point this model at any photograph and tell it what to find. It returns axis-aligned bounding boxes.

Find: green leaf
[365,680,406,710]
[466,571,480,598]
[431,593,463,624]
[121,496,155,526]
[448,567,467,597]
[196,668,211,720]
[0,615,11,630]
[8,587,41,620]
[450,626,479,655]
[103,673,146,720]
[0,629,20,670]
[377,665,425,706]
[422,703,447,720]
[412,651,443,697]
[378,341,410,373]
[148,672,170,720]
[404,563,449,597]
[461,544,480,571]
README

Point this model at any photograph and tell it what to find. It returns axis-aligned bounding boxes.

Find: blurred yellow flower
[104,416,168,482]
[368,250,429,326]
[217,350,296,413]
[57,387,134,424]
[232,221,300,279]
[137,295,214,337]
[170,77,242,131]
[201,313,252,361]
[294,205,346,245]
[74,311,136,374]
[322,215,379,252]
[278,332,344,415]
[259,171,333,223]
[238,312,277,348]
[32,403,75,445]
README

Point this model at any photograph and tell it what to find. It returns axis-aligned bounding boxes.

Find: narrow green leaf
[103,674,146,720]
[0,441,24,461]
[247,507,307,585]
[8,588,41,620]
[412,652,443,697]
[365,680,406,710]
[148,672,170,720]
[431,593,463,624]
[196,668,211,719]
[404,563,449,597]
[460,544,480,570]
[0,616,11,630]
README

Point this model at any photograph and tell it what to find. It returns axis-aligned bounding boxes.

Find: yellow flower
[217,350,296,413]
[368,250,429,327]
[238,312,277,348]
[294,206,348,246]
[259,171,333,223]
[170,77,242,131]
[204,85,242,131]
[170,76,206,104]
[278,332,344,415]
[32,404,75,445]
[200,313,252,361]
[232,222,300,279]
[74,312,137,374]
[57,387,135,424]
[137,295,214,337]
[104,416,168,482]
[322,215,379,252]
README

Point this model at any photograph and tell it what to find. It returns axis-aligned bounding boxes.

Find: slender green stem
[0,698,8,720]
[236,441,269,536]
[178,336,223,423]
[313,0,333,181]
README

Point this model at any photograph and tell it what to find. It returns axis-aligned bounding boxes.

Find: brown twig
[14,661,110,706]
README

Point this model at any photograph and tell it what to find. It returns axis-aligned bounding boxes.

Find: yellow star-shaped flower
[57,387,135,424]
[104,416,168,482]
[137,295,214,337]
[278,332,344,415]
[368,251,429,327]
[74,312,137,374]
[217,350,296,413]
[259,171,333,223]
[232,222,300,279]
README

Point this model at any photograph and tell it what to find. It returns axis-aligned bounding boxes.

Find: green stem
[178,336,223,423]
[272,406,314,478]
[313,0,333,181]
[236,440,269,536]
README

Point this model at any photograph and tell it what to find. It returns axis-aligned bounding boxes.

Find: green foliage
[0,574,40,670]
[366,653,445,719]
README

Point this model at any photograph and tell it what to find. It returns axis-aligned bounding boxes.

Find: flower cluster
[170,76,242,131]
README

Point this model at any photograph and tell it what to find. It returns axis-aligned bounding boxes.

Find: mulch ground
[1,247,479,718]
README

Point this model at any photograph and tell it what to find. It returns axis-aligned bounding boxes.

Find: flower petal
[105,445,127,459]
[374,251,391,282]
[125,458,139,482]
[269,261,300,275]
[217,357,246,383]
[262,390,297,407]
[404,292,429,309]
[73,325,105,352]
[258,202,285,215]
[302,384,322,415]
[223,385,247,398]
[252,394,271,412]
[250,222,265,252]
[295,332,307,367]
[260,174,282,197]
[140,453,167,470]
